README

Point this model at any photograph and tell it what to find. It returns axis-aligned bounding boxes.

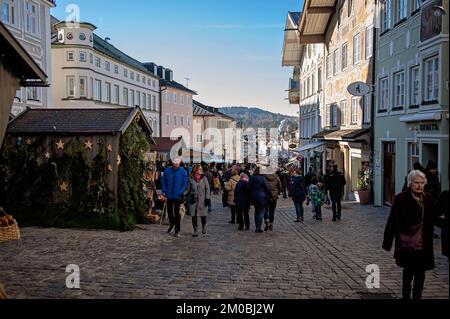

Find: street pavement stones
[0,194,448,299]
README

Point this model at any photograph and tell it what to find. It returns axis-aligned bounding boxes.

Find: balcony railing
[288,78,300,104]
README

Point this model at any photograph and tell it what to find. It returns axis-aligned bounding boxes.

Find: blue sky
[52,0,302,116]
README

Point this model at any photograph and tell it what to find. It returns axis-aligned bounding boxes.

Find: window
[187,116,191,128]
[165,91,170,103]
[90,78,93,99]
[152,95,157,110]
[79,77,87,97]
[114,85,120,104]
[89,53,93,64]
[379,77,389,111]
[412,0,420,12]
[340,100,347,125]
[348,0,354,17]
[332,104,338,127]
[25,1,38,35]
[326,104,331,127]
[146,94,150,109]
[410,66,420,106]
[67,76,75,97]
[26,87,40,102]
[181,95,185,105]
[137,74,140,82]
[135,91,140,107]
[318,67,322,91]
[79,51,87,62]
[105,82,111,103]
[94,79,101,101]
[105,61,110,71]
[396,0,408,23]
[365,26,373,59]
[142,76,146,84]
[166,114,170,126]
[381,0,392,33]
[353,33,361,65]
[124,69,128,77]
[333,49,339,75]
[130,71,134,80]
[153,80,157,88]
[394,71,405,109]
[130,89,135,106]
[114,64,119,74]
[342,42,348,70]
[180,115,184,126]
[351,97,359,124]
[174,115,178,126]
[67,51,74,61]
[312,74,316,93]
[174,93,178,104]
[408,143,420,172]
[307,77,311,96]
[1,0,18,26]
[326,54,332,78]
[196,134,203,143]
[123,88,128,106]
[424,56,439,102]
[95,56,101,68]
[363,94,371,124]
[142,93,146,109]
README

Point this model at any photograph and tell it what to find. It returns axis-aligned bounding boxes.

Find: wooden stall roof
[7,107,155,143]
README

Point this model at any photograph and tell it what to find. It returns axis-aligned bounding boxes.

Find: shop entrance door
[383,142,396,206]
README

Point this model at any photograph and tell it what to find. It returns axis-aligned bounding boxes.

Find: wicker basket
[0,208,20,243]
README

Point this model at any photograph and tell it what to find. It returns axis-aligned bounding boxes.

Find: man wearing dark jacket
[203,166,214,212]
[435,190,449,259]
[328,165,346,222]
[249,167,273,233]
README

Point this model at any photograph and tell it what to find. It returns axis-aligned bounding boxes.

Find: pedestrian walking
[264,172,282,231]
[383,170,438,300]
[203,166,214,212]
[224,170,240,224]
[328,165,347,221]
[290,169,306,223]
[435,190,449,259]
[234,173,251,231]
[305,166,316,189]
[308,176,326,221]
[161,157,189,238]
[249,166,272,233]
[186,165,211,237]
[213,171,221,195]
[424,160,441,203]
[277,168,289,199]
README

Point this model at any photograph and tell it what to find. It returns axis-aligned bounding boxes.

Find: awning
[298,0,335,45]
[399,112,442,123]
[312,129,370,142]
[282,12,302,66]
[297,141,326,153]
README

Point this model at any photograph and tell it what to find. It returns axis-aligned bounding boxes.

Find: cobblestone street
[0,196,448,299]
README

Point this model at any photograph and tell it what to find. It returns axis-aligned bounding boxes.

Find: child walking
[308,176,326,221]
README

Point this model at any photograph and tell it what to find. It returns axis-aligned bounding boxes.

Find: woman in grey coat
[186,164,211,237]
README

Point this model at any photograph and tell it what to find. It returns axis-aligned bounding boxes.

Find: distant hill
[219,107,298,131]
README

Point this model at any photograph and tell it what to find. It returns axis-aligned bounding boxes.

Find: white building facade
[51,20,161,136]
[1,0,56,115]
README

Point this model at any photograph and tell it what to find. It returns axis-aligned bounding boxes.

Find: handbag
[398,206,424,252]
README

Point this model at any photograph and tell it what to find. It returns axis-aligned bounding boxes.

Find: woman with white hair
[383,170,439,300]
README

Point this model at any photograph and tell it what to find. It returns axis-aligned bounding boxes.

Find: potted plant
[357,168,372,205]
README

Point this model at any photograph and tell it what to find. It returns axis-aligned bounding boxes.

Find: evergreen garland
[118,122,150,230]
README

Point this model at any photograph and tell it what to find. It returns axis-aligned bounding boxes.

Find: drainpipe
[370,1,378,205]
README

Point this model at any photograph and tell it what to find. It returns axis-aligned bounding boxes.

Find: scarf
[194,174,202,183]
[411,190,424,209]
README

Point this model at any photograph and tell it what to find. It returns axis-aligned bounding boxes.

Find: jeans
[167,199,182,233]
[294,201,304,220]
[254,205,266,231]
[236,207,250,229]
[403,267,426,300]
[313,204,322,219]
[330,193,342,220]
[264,200,278,224]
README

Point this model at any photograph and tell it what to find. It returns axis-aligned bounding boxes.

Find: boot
[193,228,199,237]
[202,224,207,235]
[268,223,273,232]
[264,220,270,232]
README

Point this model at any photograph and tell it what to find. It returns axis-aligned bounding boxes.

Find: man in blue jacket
[162,157,189,237]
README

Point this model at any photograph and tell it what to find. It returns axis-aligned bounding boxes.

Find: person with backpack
[290,169,306,223]
[308,176,326,221]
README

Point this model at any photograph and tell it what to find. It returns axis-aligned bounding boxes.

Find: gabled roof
[7,107,154,140]
[162,79,197,95]
[152,137,183,153]
[193,100,215,117]
[298,0,336,44]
